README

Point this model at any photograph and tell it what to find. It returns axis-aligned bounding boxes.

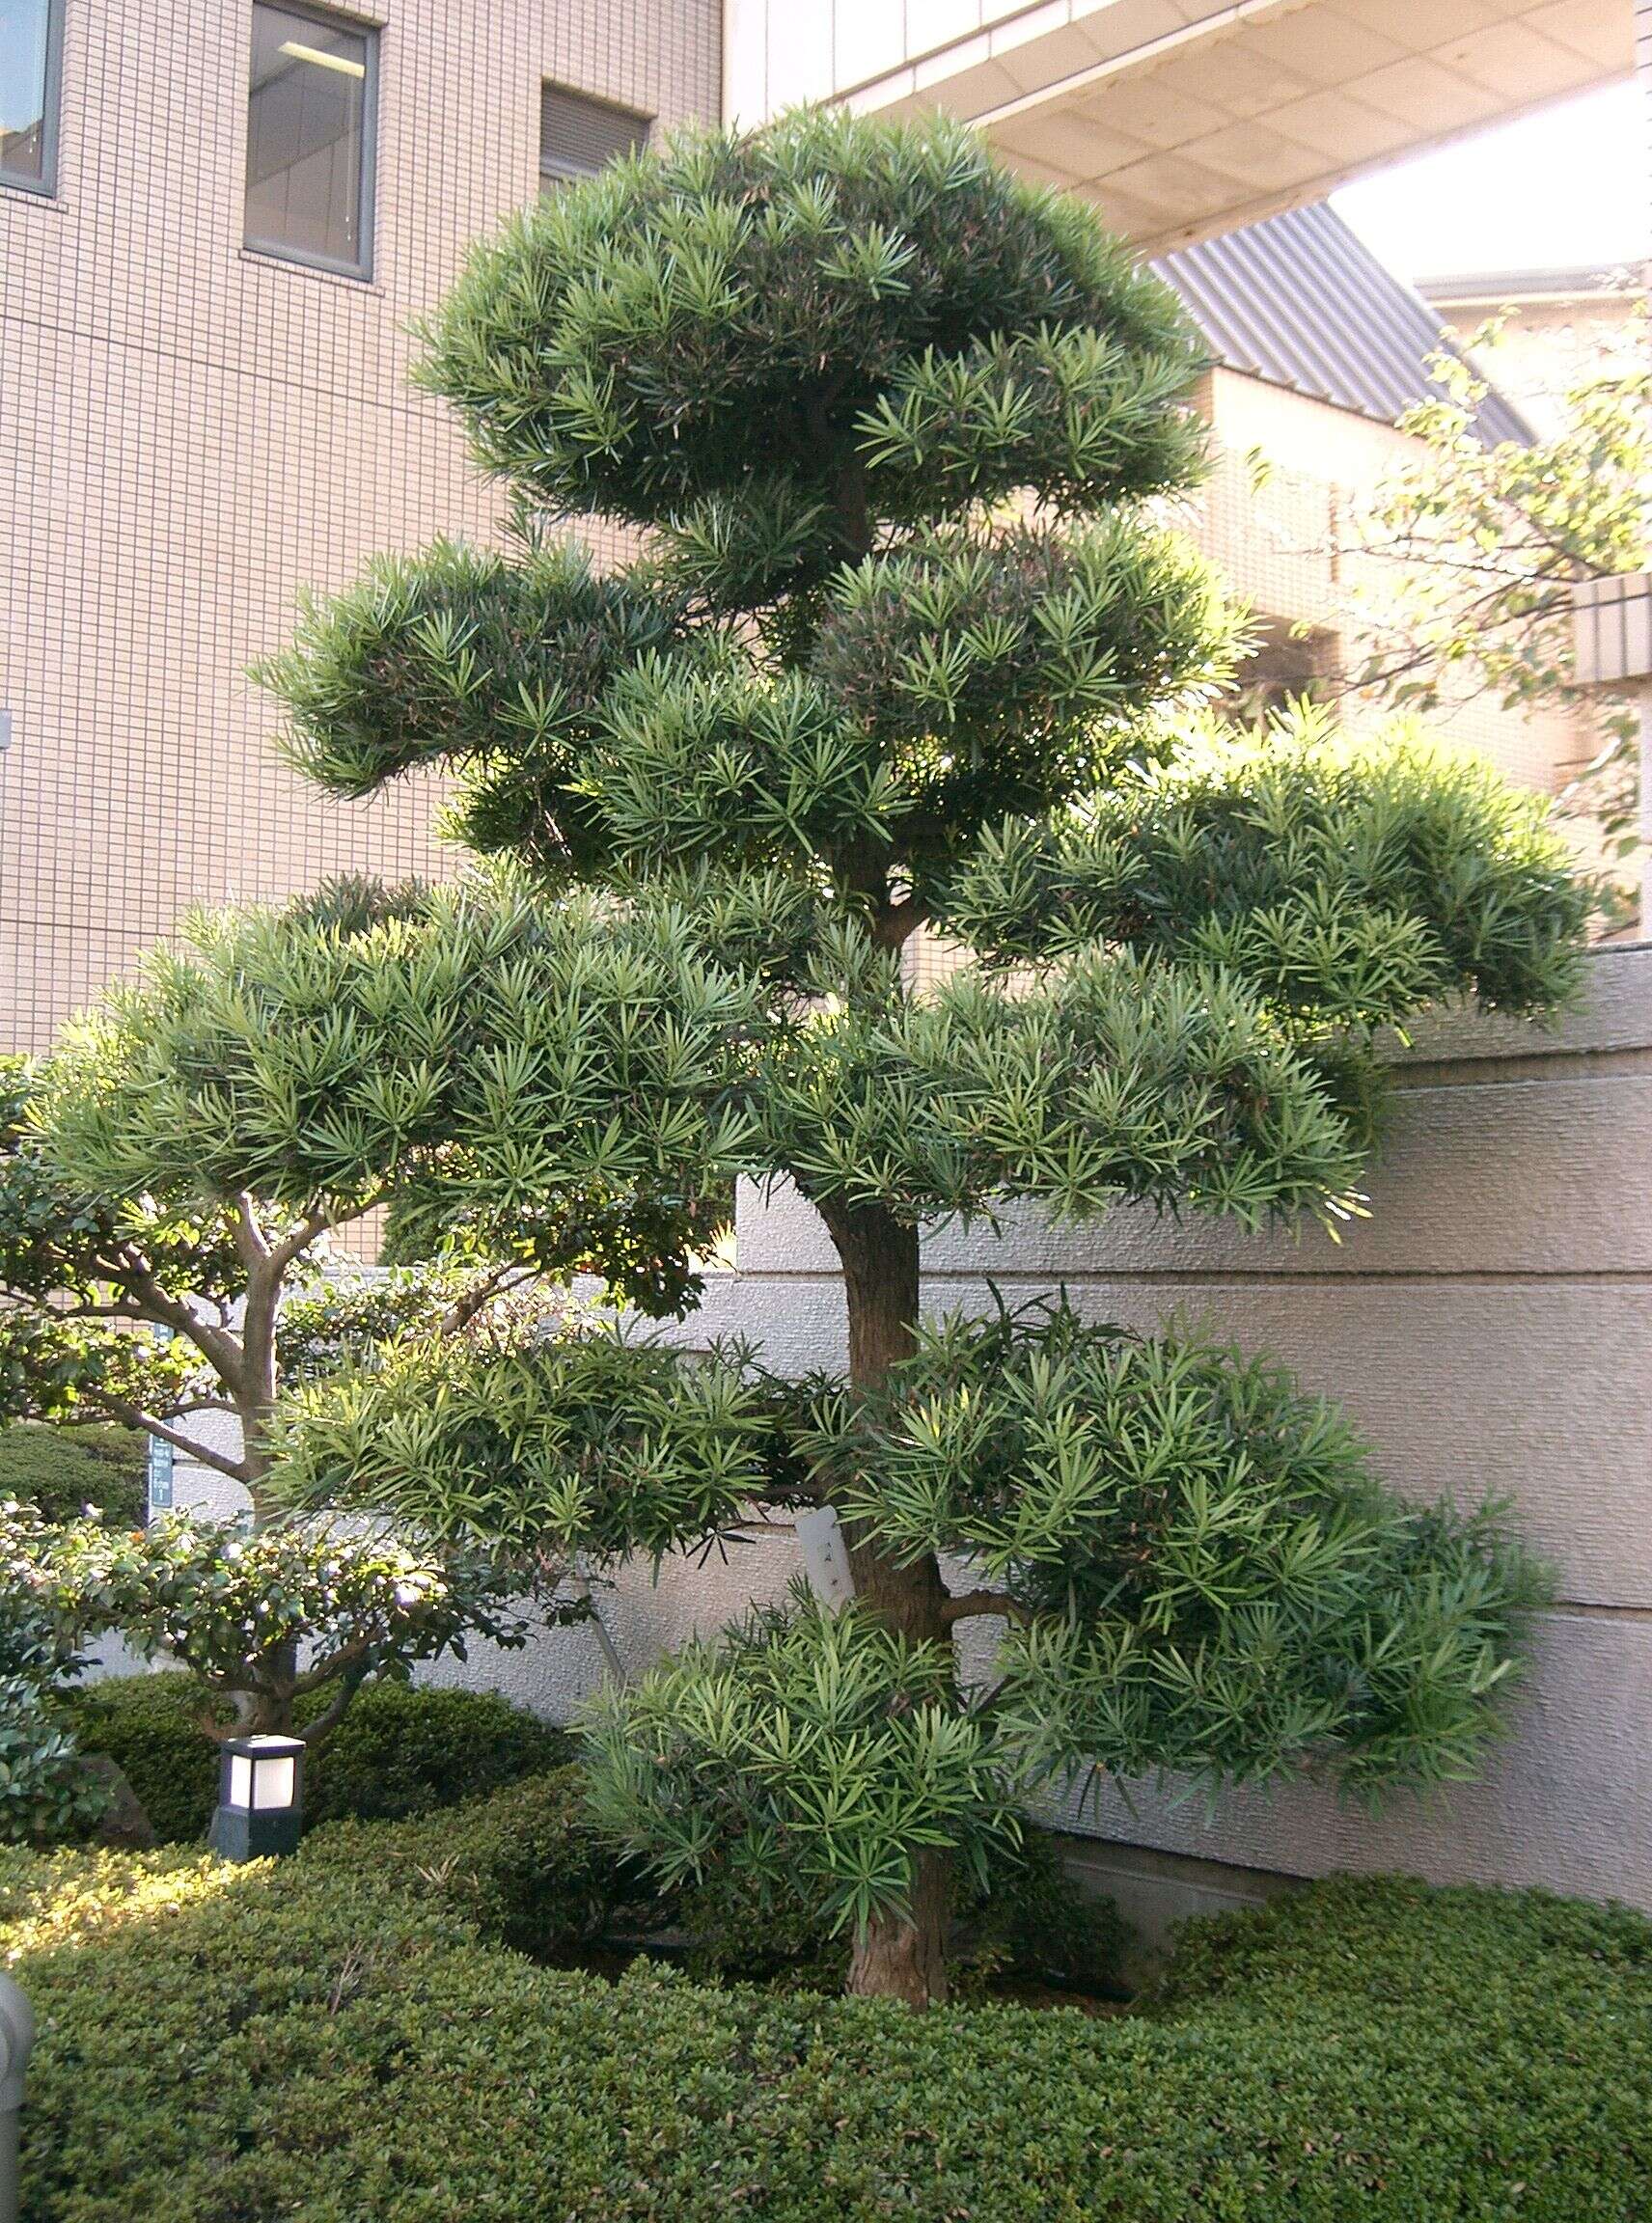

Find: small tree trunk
[822,1201,952,2007]
[237,1398,300,1737]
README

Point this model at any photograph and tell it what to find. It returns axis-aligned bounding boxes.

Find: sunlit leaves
[414,109,1198,537]
[10,1507,537,1720]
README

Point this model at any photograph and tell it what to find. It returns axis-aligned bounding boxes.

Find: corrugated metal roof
[1152,201,1531,449]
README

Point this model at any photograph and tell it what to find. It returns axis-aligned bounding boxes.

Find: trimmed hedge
[61,1675,215,1844]
[302,1764,622,1959]
[64,1674,572,1842]
[0,1422,147,1528]
[304,1678,573,1827]
[5,1794,1649,2221]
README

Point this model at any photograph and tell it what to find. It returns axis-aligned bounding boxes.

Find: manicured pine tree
[49,114,1585,1998]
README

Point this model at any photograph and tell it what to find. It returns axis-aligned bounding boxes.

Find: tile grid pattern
[0,0,720,1049]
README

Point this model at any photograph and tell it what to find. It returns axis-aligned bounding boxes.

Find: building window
[245,3,376,278]
[539,84,649,188]
[0,0,64,196]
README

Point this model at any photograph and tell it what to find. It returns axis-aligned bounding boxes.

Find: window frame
[0,0,66,199]
[243,0,379,283]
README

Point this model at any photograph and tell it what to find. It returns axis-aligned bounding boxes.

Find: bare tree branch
[73,1388,251,1485]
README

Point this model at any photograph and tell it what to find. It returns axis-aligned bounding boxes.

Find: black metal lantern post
[208,1733,306,1859]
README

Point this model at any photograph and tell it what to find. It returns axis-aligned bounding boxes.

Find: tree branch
[436,1262,535,1338]
[74,1389,252,1485]
[105,1248,248,1384]
[872,894,928,952]
[266,1206,333,1277]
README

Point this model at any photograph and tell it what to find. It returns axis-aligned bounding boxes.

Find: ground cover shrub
[0,1423,146,1527]
[63,1674,572,1843]
[300,1764,622,1959]
[6,1808,1647,2222]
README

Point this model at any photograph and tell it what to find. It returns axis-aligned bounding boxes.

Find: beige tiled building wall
[1,0,720,1050]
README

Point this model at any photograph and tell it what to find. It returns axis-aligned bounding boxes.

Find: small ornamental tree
[56,115,1586,1999]
[0,871,756,1737]
[1337,334,1650,923]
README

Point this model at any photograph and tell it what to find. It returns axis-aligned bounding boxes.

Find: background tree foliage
[0,896,672,1741]
[30,114,1587,2000]
[1335,329,1650,925]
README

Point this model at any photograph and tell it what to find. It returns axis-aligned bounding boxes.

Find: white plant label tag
[794,1505,857,1608]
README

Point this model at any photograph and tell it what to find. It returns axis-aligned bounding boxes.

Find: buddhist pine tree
[44,115,1587,1997]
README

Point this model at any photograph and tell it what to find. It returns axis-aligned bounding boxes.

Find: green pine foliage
[583,1589,1016,1941]
[812,1303,1544,1798]
[941,712,1587,1025]
[36,879,758,1312]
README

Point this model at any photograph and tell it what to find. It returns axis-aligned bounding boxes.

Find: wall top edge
[1388,943,1652,1066]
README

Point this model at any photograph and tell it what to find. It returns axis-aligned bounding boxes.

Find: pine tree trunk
[823,1200,952,2007]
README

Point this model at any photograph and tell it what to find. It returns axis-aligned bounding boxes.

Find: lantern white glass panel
[211,1733,305,1858]
[252,1754,296,1810]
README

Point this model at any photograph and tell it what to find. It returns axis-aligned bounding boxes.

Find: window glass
[539,85,649,187]
[245,3,374,275]
[0,0,60,192]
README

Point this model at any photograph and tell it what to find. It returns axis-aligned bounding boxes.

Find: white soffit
[840,0,1632,251]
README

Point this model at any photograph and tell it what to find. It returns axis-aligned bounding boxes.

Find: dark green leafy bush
[64,1673,571,1843]
[302,1680,573,1827]
[0,1423,146,1528]
[5,1810,1648,2222]
[0,1503,105,1845]
[61,1674,213,1844]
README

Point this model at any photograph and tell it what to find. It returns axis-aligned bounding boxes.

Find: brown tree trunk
[822,1200,952,2007]
[235,1393,300,1737]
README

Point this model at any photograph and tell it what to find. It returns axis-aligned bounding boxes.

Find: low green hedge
[301,1764,623,1960]
[5,1792,1648,2222]
[60,1675,214,1844]
[0,1422,147,1528]
[64,1674,572,1842]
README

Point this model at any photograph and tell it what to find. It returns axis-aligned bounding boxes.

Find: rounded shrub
[0,1422,147,1528]
[303,1679,572,1826]
[64,1673,573,1843]
[62,1674,220,1844]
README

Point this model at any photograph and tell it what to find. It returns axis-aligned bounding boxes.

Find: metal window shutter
[539,85,651,181]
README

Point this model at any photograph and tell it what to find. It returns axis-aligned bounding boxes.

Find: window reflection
[245,4,373,275]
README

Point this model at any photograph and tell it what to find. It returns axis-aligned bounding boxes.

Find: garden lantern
[208,1733,305,1859]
